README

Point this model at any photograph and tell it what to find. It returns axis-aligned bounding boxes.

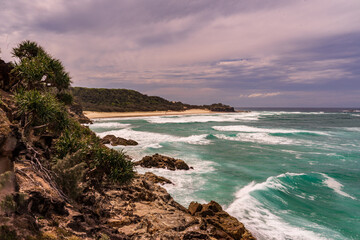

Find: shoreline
[84,108,214,119]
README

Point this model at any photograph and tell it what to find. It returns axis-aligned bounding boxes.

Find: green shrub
[53,120,134,198]
[0,195,16,214]
[92,147,134,184]
[15,90,69,134]
[11,52,50,90]
[56,92,73,105]
[52,154,87,199]
[54,120,94,158]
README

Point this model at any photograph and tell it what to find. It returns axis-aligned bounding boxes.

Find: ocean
[89,109,360,240]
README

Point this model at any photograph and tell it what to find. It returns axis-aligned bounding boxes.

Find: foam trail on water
[90,122,131,129]
[98,128,211,148]
[342,127,360,132]
[226,173,335,240]
[215,133,296,145]
[136,156,215,206]
[213,125,328,135]
[144,112,261,124]
[320,173,356,200]
[260,111,327,115]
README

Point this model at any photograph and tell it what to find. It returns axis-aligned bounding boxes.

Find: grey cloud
[1,0,360,107]
[34,1,291,33]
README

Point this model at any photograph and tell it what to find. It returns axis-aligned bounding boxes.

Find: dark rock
[101,134,138,146]
[183,231,210,239]
[188,201,256,240]
[134,153,191,171]
[27,191,68,217]
[0,59,13,91]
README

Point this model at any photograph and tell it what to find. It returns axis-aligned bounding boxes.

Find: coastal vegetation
[1,40,135,200]
[71,87,235,112]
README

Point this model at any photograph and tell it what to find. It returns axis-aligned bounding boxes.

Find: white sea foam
[262,111,327,115]
[215,133,296,145]
[136,156,215,206]
[342,127,360,132]
[98,128,211,149]
[320,173,356,200]
[226,173,334,240]
[212,125,328,135]
[143,112,261,124]
[90,122,131,129]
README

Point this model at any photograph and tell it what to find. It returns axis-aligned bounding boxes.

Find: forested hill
[71,87,235,112]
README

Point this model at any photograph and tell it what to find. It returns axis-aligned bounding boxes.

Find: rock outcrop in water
[134,153,192,171]
[102,134,138,146]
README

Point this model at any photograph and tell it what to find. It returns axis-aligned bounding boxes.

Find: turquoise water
[89,110,360,240]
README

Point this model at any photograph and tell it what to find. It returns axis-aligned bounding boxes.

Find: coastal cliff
[0,42,253,239]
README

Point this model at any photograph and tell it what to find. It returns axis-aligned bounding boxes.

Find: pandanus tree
[11,40,71,92]
[11,41,71,136]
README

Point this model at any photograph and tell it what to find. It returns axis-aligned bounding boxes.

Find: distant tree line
[71,87,235,112]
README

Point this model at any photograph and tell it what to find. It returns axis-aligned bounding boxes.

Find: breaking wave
[215,133,296,145]
[144,112,261,124]
[98,128,211,148]
[212,125,328,135]
[226,173,344,240]
[320,173,356,200]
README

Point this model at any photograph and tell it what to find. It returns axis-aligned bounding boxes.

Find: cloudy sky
[1,0,360,107]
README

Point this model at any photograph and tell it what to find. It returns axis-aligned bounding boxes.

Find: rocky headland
[71,87,235,113]
[0,42,254,239]
[102,135,138,146]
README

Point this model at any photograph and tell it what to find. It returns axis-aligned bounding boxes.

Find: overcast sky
[1,0,360,107]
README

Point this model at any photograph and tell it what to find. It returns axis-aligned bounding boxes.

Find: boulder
[134,153,191,171]
[188,202,203,215]
[188,201,256,240]
[101,134,138,146]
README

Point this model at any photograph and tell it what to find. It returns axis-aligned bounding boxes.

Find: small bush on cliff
[11,40,71,92]
[56,92,73,105]
[52,154,87,199]
[92,147,134,185]
[53,121,134,197]
[54,120,93,158]
[15,90,69,135]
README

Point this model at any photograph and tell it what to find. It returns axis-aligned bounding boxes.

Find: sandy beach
[84,109,213,119]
